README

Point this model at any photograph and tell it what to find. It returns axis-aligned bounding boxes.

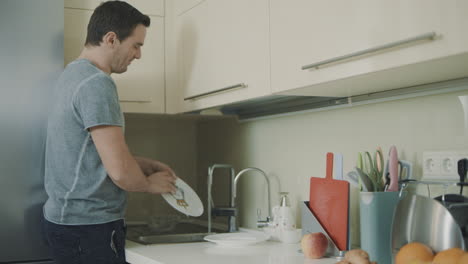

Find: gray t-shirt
[44,59,126,225]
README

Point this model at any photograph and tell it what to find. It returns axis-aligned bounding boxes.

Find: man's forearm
[110,156,150,192]
[90,126,150,192]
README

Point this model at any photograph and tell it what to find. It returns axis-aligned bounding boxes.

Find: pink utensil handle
[388,146,399,191]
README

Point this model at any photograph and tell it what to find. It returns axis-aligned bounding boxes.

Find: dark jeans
[43,218,128,264]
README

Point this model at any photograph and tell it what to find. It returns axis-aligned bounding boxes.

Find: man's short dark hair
[85,1,150,46]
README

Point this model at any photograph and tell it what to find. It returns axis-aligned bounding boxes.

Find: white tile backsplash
[196,90,468,247]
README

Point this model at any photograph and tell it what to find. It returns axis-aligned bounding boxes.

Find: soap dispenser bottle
[278,192,296,230]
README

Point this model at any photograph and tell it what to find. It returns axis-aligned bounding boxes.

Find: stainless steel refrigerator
[0,0,63,262]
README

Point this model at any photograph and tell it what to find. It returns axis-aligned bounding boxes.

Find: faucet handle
[257,208,272,221]
[256,208,262,220]
[256,208,272,228]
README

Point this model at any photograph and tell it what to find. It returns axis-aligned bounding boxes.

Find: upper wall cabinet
[174,0,205,16]
[64,0,164,16]
[270,0,468,97]
[64,1,165,114]
[169,0,270,113]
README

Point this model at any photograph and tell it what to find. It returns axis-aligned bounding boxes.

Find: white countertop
[125,239,338,264]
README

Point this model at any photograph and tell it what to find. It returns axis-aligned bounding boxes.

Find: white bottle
[278,192,295,230]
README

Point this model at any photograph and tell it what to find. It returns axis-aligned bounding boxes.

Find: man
[42,2,176,263]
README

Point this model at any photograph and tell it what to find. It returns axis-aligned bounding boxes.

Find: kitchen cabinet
[169,0,270,113]
[64,5,165,114]
[174,0,205,16]
[270,0,468,98]
[64,0,164,17]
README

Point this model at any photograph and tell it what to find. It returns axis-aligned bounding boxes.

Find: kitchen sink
[126,220,226,244]
[135,232,213,244]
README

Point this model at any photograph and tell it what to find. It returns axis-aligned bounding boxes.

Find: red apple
[301,232,328,259]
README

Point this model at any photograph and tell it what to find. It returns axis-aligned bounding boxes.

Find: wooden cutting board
[309,152,349,250]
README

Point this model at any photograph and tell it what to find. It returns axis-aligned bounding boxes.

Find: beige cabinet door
[64,0,164,16]
[270,0,468,97]
[173,0,205,16]
[64,8,165,113]
[172,0,270,112]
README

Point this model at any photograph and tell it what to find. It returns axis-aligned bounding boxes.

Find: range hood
[188,77,468,121]
[218,95,338,120]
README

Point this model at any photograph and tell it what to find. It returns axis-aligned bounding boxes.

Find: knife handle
[387,146,399,192]
[326,152,334,180]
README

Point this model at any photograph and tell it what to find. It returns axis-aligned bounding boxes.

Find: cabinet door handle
[119,99,152,103]
[184,83,247,101]
[301,32,437,70]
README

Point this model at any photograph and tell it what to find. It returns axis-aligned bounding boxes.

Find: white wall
[196,89,468,246]
[121,89,468,245]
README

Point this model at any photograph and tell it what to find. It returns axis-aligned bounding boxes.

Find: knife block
[301,201,344,257]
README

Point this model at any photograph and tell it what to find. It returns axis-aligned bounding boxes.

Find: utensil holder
[360,192,400,264]
[301,201,343,257]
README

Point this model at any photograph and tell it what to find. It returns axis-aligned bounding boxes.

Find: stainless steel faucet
[207,165,272,233]
[233,167,272,231]
[207,164,236,233]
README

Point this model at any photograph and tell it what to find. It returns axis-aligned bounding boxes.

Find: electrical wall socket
[422,151,468,180]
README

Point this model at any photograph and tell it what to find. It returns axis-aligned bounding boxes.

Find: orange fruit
[433,248,465,264]
[395,242,434,264]
[457,253,468,264]
[407,261,431,264]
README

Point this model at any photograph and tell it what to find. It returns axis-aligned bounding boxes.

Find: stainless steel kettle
[434,194,468,248]
[391,194,466,260]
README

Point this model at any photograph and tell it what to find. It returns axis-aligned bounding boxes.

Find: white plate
[161,178,203,217]
[204,232,270,247]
